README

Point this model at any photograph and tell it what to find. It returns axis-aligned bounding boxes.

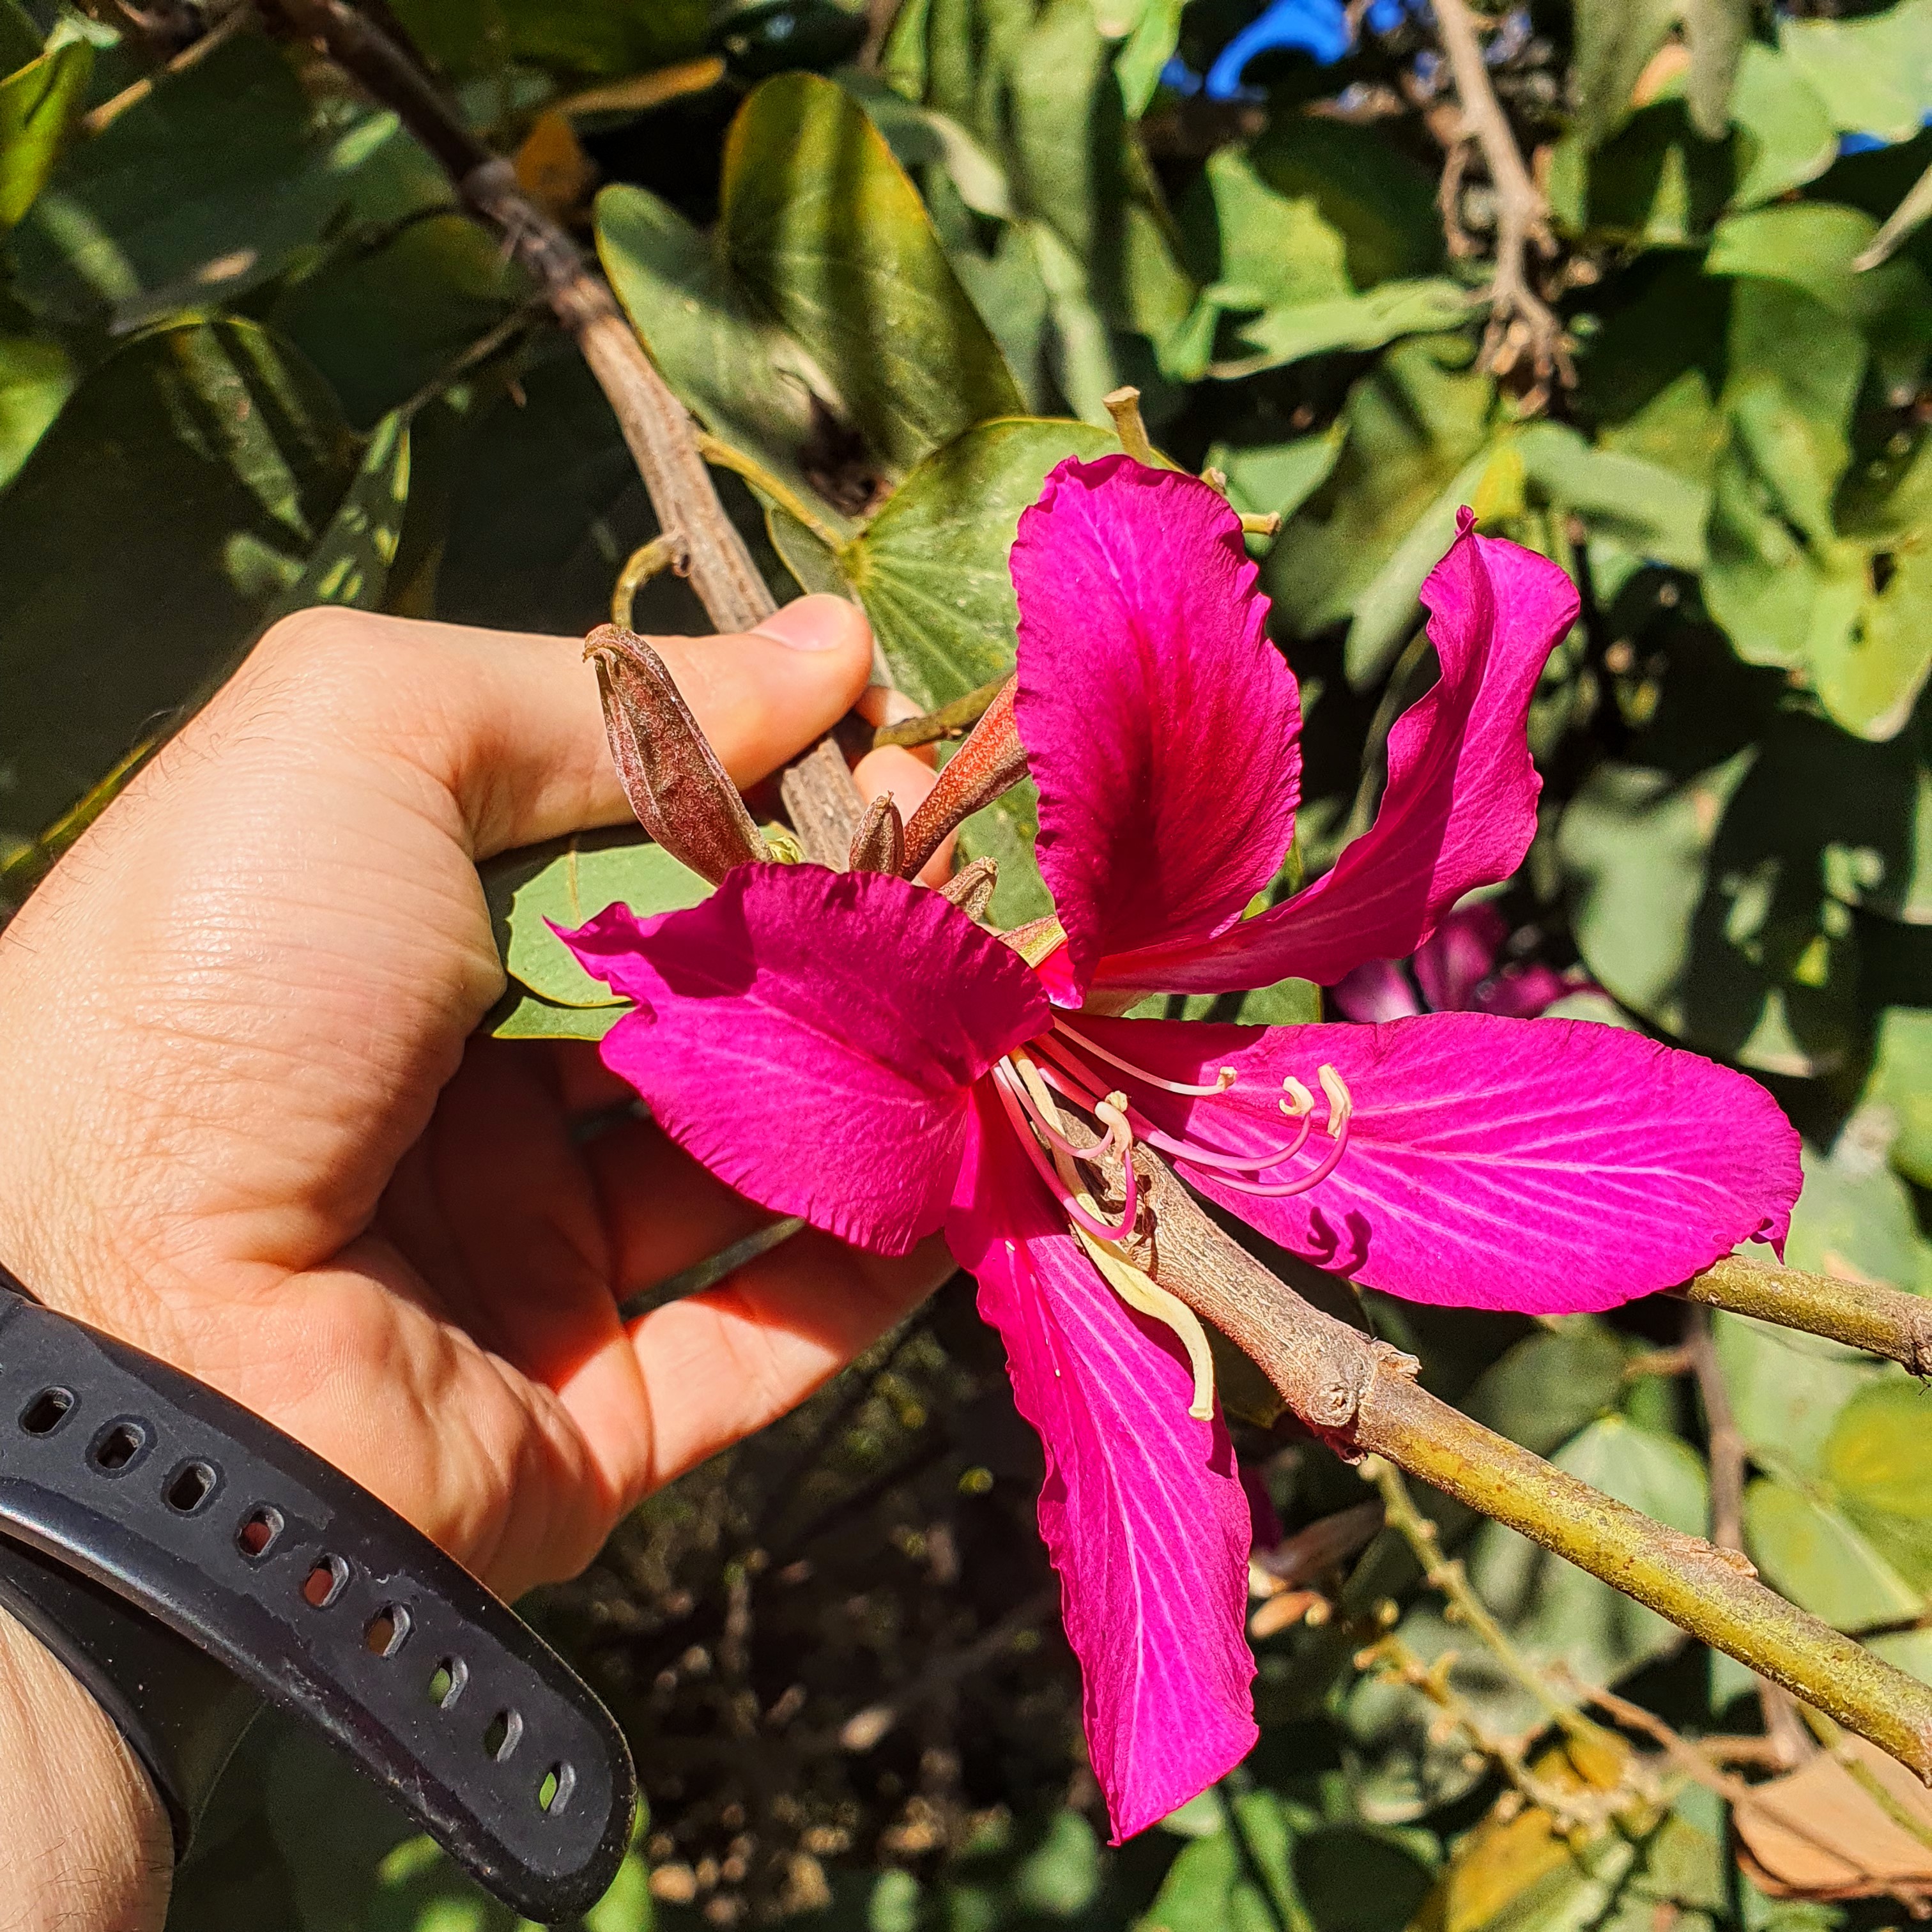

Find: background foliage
[3,0,1931,1927]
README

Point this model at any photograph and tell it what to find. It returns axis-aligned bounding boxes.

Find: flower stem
[1133,1154,1932,1786]
[1674,1255,1932,1377]
[1363,1456,1606,1752]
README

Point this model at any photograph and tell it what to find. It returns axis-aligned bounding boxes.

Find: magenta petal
[946,1086,1257,1839]
[1013,456,1302,1003]
[1413,903,1510,1013]
[1062,1013,1800,1315]
[1477,962,1574,1019]
[1329,957,1423,1023]
[1096,513,1579,993]
[561,865,1050,1256]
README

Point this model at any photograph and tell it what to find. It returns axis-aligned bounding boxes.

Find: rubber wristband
[0,1271,635,1921]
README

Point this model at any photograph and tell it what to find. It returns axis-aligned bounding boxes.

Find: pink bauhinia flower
[1330,902,1584,1023]
[562,457,1800,1843]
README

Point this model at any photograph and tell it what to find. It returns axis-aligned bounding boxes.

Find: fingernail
[754,595,859,652]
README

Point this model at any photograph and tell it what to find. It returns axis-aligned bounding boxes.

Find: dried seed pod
[585,623,769,883]
[939,856,998,921]
[900,676,1026,878]
[847,793,905,873]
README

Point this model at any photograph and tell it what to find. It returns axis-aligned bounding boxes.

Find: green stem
[871,676,1009,749]
[1675,1255,1932,1378]
[1137,1157,1932,1788]
[1365,1457,1606,1750]
[693,432,850,556]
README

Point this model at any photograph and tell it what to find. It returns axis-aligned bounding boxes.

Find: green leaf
[1246,114,1445,289]
[1515,421,1710,572]
[434,348,708,640]
[386,0,707,78]
[1866,1006,1932,1188]
[1823,1381,1932,1591]
[10,34,358,332]
[1706,202,1932,347]
[1467,1415,1710,1697]
[263,413,412,625]
[1683,0,1752,142]
[0,40,89,228]
[1727,43,1839,210]
[1168,144,1464,378]
[1779,0,1932,145]
[0,332,72,488]
[482,828,710,1009]
[1268,337,1494,675]
[839,415,1117,706]
[1111,0,1186,116]
[1009,1807,1101,1917]
[489,991,630,1043]
[1138,1791,1307,1932]
[1699,277,1932,739]
[0,319,355,845]
[597,72,1022,516]
[1744,1475,1924,1627]
[268,211,528,432]
[1786,1135,1932,1297]
[1208,426,1344,525]
[1572,0,1679,147]
[1595,370,1726,489]
[1461,1321,1629,1460]
[1216,281,1473,382]
[1715,1310,1885,1485]
[0,1,40,72]
[1557,749,1860,1076]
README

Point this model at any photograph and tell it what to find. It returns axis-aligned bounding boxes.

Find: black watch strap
[0,1272,635,1922]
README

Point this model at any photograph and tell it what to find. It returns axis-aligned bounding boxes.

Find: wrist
[0,1599,172,1932]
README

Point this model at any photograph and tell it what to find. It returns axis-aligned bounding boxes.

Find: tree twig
[259,0,778,634]
[1121,1152,1932,1785]
[1676,1255,1932,1377]
[1366,1457,1606,1749]
[1430,0,1571,392]
[78,0,254,136]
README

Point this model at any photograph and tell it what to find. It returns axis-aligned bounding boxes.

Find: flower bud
[847,792,905,873]
[584,623,769,884]
[900,676,1027,878]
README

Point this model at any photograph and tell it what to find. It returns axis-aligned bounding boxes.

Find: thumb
[654,594,876,789]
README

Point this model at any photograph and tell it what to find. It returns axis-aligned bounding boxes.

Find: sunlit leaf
[482,827,711,1009]
[11,35,360,332]
[1744,1475,1923,1629]
[1824,1381,1932,1591]
[0,40,89,228]
[1572,0,1678,148]
[1779,0,1932,145]
[263,412,412,624]
[1557,748,1859,1076]
[0,331,71,487]
[597,71,1022,518]
[839,415,1116,706]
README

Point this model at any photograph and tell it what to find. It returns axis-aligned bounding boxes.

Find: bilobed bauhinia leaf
[597,71,1023,524]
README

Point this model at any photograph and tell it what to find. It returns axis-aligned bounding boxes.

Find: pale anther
[1318,1064,1353,1133]
[1281,1076,1314,1118]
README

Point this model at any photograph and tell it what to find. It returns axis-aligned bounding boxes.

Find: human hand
[0,596,955,1601]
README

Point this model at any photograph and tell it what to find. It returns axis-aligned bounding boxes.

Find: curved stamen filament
[992,1058,1101,1163]
[1007,1053,1137,1244]
[989,1071,1135,1245]
[999,1059,1213,1421]
[1031,1033,1316,1176]
[1052,1020,1236,1097]
[1182,1068,1353,1197]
